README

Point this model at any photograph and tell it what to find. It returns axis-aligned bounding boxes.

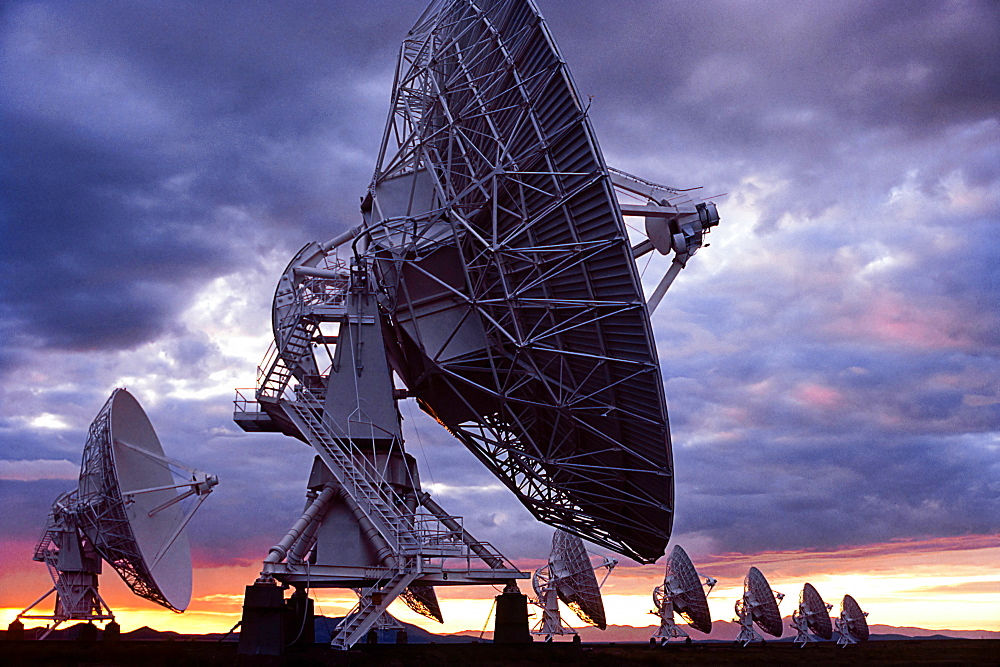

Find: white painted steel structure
[235,250,527,649]
[530,530,616,641]
[835,594,869,646]
[791,582,833,646]
[18,389,217,638]
[650,544,716,643]
[234,0,719,649]
[734,567,784,646]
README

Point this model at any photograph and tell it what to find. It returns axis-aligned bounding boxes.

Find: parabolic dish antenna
[233,0,721,651]
[531,530,616,640]
[791,582,833,645]
[17,389,218,638]
[360,0,721,564]
[735,567,784,646]
[836,594,869,645]
[651,544,716,643]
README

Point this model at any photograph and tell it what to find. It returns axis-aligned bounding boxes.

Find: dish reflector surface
[548,531,606,629]
[77,389,193,611]
[366,0,672,564]
[745,567,782,637]
[840,594,869,641]
[800,583,832,640]
[664,545,711,633]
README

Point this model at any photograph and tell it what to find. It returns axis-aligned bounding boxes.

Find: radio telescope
[835,595,869,646]
[531,530,616,641]
[16,389,218,639]
[734,567,784,646]
[233,0,719,651]
[790,582,833,646]
[650,545,716,644]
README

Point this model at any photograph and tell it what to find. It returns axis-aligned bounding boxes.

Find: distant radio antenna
[734,567,784,646]
[531,531,616,642]
[835,595,869,646]
[650,544,716,644]
[791,582,833,646]
[16,389,217,639]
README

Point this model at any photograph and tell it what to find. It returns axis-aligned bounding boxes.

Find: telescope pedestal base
[494,585,531,644]
[237,583,287,657]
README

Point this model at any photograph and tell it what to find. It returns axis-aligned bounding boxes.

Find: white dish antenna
[531,530,616,641]
[791,582,833,645]
[835,594,869,646]
[17,389,218,638]
[734,567,784,646]
[650,544,716,643]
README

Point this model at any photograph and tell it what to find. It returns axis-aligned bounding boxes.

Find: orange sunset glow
[5,533,998,636]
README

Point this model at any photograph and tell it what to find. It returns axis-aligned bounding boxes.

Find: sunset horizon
[2,0,997,653]
[6,530,1000,637]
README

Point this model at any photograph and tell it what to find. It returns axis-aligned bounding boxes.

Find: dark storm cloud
[0,480,76,543]
[0,0,421,355]
[673,430,1000,553]
[546,0,1000,149]
[1,0,998,571]
[541,0,1000,556]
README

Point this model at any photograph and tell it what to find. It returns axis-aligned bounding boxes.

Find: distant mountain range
[13,616,999,643]
[451,618,1000,643]
[10,616,482,644]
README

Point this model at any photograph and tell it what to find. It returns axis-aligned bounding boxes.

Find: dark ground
[2,639,999,666]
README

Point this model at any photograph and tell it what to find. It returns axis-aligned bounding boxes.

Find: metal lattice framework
[76,391,175,610]
[365,0,673,564]
[530,530,615,639]
[836,594,869,645]
[549,530,608,629]
[735,567,784,645]
[20,388,217,637]
[658,544,714,635]
[792,582,833,644]
[17,491,116,639]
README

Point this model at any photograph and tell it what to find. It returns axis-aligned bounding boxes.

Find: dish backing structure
[531,530,616,641]
[234,0,719,652]
[735,567,784,646]
[836,594,870,646]
[650,544,716,643]
[791,582,833,646]
[16,389,218,639]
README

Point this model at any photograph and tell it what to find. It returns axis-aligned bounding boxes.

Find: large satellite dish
[531,530,616,641]
[233,0,719,651]
[734,567,784,646]
[361,0,718,564]
[17,389,218,638]
[651,544,716,643]
[835,594,869,645]
[791,582,833,645]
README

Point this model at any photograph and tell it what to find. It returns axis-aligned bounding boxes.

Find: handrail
[233,388,257,413]
[293,388,406,509]
[284,391,410,551]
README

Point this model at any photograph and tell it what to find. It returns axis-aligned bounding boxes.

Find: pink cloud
[793,382,842,409]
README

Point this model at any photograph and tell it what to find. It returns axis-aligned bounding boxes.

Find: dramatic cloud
[0,458,77,481]
[1,0,998,634]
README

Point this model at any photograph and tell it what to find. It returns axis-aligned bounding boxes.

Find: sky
[2,0,999,637]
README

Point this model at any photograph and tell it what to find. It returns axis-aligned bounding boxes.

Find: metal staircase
[238,262,528,651]
[331,568,419,649]
[33,529,55,562]
[282,393,415,554]
[277,316,316,374]
[258,311,317,402]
